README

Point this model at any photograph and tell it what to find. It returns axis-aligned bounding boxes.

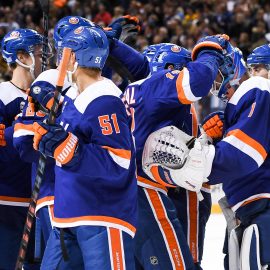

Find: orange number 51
[98,113,120,135]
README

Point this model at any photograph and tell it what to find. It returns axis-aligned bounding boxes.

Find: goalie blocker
[142,126,215,193]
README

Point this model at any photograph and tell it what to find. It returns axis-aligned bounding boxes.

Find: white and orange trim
[102,146,131,169]
[144,188,186,270]
[224,129,267,166]
[231,193,270,212]
[137,176,168,195]
[36,196,54,213]
[51,214,136,238]
[176,68,200,105]
[13,123,34,137]
[107,227,126,270]
[0,195,30,207]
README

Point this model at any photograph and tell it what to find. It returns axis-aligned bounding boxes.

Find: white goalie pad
[240,224,262,270]
[142,126,194,172]
[229,226,242,270]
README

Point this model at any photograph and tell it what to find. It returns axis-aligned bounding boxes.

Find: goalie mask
[142,126,194,187]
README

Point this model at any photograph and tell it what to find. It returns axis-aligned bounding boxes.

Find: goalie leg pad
[228,226,243,270]
[240,224,261,270]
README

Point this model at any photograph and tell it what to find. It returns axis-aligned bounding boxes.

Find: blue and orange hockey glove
[33,122,79,165]
[28,81,64,112]
[0,124,6,146]
[202,111,224,140]
[191,34,230,60]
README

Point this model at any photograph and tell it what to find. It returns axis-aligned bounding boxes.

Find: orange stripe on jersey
[102,146,131,160]
[190,104,198,137]
[242,197,270,207]
[191,42,223,60]
[137,176,168,192]
[227,129,267,160]
[0,196,30,203]
[150,166,176,188]
[108,228,125,270]
[52,215,136,234]
[14,123,34,132]
[37,196,54,206]
[146,189,185,269]
[176,70,192,104]
[188,191,198,263]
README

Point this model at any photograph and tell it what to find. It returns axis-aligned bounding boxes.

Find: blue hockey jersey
[52,77,137,237]
[123,60,214,191]
[208,76,270,211]
[13,69,74,212]
[0,81,31,206]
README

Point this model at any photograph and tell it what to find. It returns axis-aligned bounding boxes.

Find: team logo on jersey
[10,31,20,39]
[150,256,158,265]
[69,17,79,24]
[20,101,25,112]
[32,86,41,94]
[74,26,84,34]
[171,45,181,53]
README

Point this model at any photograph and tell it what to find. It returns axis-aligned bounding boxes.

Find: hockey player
[123,39,224,269]
[247,44,270,79]
[142,43,212,269]
[176,36,270,269]
[14,15,94,249]
[0,29,43,269]
[32,26,137,269]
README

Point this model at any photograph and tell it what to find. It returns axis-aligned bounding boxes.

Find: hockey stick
[15,47,71,270]
[39,0,49,73]
[35,0,49,261]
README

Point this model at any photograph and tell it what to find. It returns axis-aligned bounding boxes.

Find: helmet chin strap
[67,61,78,86]
[15,52,36,79]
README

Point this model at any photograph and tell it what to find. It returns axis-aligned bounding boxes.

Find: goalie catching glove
[33,122,80,166]
[142,126,215,192]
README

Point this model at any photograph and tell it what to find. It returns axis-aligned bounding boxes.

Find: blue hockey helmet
[142,43,173,62]
[1,29,43,64]
[54,16,97,50]
[212,45,247,101]
[62,26,109,69]
[149,44,191,73]
[247,44,270,68]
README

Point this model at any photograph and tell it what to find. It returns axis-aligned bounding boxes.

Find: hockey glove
[191,34,230,60]
[0,124,6,146]
[28,81,63,112]
[170,139,215,192]
[202,111,224,140]
[33,122,79,165]
[105,15,140,43]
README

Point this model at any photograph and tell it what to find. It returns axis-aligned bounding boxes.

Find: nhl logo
[32,86,41,94]
[69,17,79,24]
[74,26,84,34]
[10,31,20,39]
[150,256,158,265]
[171,45,181,53]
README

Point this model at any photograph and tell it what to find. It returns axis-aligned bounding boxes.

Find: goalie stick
[15,47,72,270]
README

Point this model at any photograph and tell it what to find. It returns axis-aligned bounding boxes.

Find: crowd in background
[0,0,270,119]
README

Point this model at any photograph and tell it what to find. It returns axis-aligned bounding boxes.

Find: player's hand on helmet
[104,15,140,43]
[33,122,79,166]
[191,34,230,60]
[170,139,215,192]
[202,111,224,140]
[0,123,6,146]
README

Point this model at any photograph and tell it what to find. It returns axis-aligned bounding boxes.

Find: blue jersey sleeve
[110,39,150,80]
[208,86,270,184]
